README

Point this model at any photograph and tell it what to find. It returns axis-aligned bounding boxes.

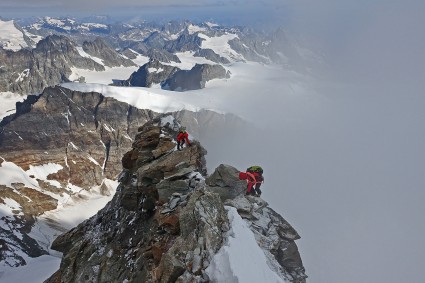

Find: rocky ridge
[116,59,230,91]
[45,116,306,283]
[0,86,248,268]
[0,85,155,267]
[0,18,316,96]
[163,64,230,91]
[82,37,136,68]
[117,59,179,87]
[0,34,134,95]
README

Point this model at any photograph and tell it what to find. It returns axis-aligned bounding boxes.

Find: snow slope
[206,207,287,283]
[0,20,28,51]
[0,178,116,282]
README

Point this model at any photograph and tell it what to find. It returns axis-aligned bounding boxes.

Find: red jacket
[239,171,263,183]
[177,132,190,144]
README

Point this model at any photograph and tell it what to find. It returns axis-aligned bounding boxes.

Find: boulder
[205,164,247,201]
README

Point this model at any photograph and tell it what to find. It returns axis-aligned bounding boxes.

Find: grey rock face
[44,116,306,283]
[212,165,308,283]
[164,31,204,53]
[0,35,104,95]
[207,164,308,282]
[0,86,154,185]
[82,37,136,68]
[121,48,138,59]
[205,164,247,201]
[0,199,48,267]
[117,59,179,87]
[161,20,190,36]
[45,116,225,283]
[225,196,307,283]
[0,86,156,265]
[228,27,306,68]
[145,49,181,64]
[20,18,317,76]
[194,48,231,64]
[117,60,230,91]
[163,63,230,91]
[1,19,317,96]
[0,85,248,267]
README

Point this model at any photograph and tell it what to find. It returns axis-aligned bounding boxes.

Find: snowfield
[0,19,28,51]
[206,206,287,283]
[0,179,117,282]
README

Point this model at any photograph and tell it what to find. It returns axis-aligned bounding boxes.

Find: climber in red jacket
[177,127,191,151]
[239,166,264,197]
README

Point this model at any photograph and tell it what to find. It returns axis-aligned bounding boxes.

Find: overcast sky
[0,0,288,27]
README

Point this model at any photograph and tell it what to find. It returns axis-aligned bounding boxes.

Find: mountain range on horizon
[3,6,424,283]
[0,15,311,283]
[0,16,317,94]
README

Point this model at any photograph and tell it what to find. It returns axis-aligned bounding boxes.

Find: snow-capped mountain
[0,17,314,97]
[0,17,311,282]
[0,34,136,95]
[0,19,35,51]
[26,16,110,36]
[0,17,314,95]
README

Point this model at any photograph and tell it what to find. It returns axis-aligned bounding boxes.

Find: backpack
[247,166,263,174]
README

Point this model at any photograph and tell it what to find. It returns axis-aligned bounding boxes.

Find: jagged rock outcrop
[82,37,136,68]
[228,27,305,67]
[0,35,104,95]
[116,59,179,87]
[0,86,155,185]
[45,116,306,283]
[145,49,181,64]
[0,186,50,267]
[207,165,307,282]
[164,31,204,53]
[45,116,228,283]
[0,34,138,95]
[0,86,156,265]
[0,85,248,267]
[194,48,231,64]
[163,64,230,91]
[116,60,229,91]
[18,18,318,80]
[205,164,247,201]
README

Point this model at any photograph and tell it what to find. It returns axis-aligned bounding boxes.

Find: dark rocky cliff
[82,37,136,68]
[0,35,134,95]
[116,59,230,91]
[44,116,306,283]
[0,86,247,268]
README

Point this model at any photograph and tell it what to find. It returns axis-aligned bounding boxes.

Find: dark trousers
[254,183,262,195]
[246,182,262,195]
[177,140,185,150]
